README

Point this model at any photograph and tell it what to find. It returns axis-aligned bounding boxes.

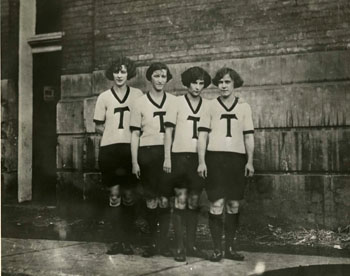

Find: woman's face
[113,65,128,87]
[218,73,234,98]
[151,69,168,92]
[188,79,205,97]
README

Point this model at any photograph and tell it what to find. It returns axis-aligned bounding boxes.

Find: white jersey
[93,86,143,146]
[130,92,176,147]
[198,97,254,153]
[165,94,209,153]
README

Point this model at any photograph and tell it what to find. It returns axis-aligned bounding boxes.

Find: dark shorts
[206,151,247,202]
[170,153,204,194]
[138,145,172,198]
[98,143,137,188]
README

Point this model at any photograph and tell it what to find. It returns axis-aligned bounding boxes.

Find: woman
[163,66,211,261]
[130,62,176,258]
[93,56,143,255]
[197,67,255,262]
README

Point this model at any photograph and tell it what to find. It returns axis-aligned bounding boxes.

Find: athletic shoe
[186,245,207,259]
[106,242,123,255]
[174,249,186,262]
[142,244,157,258]
[209,249,223,262]
[121,242,133,255]
[225,247,244,261]
[158,246,173,257]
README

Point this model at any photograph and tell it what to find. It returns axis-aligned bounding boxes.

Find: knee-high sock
[186,208,199,249]
[121,204,136,243]
[158,207,171,249]
[146,208,158,245]
[108,206,123,243]
[173,208,185,250]
[224,213,239,249]
[208,213,223,251]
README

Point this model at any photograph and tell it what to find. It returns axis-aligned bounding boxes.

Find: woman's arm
[163,126,174,173]
[244,133,254,177]
[95,122,105,135]
[197,131,208,179]
[131,130,141,179]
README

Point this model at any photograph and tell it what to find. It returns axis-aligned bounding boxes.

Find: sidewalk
[2,237,350,276]
[2,202,349,258]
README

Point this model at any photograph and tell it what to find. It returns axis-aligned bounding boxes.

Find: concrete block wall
[1,0,19,200]
[56,0,350,228]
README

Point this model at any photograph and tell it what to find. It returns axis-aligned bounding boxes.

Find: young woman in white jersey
[163,67,211,262]
[93,56,143,255]
[198,67,255,262]
[130,62,176,258]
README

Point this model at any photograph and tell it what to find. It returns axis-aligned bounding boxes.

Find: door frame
[18,0,62,202]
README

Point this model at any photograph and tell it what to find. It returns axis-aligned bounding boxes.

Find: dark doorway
[33,51,61,204]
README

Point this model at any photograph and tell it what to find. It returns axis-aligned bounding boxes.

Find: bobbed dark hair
[181,66,211,89]
[146,62,173,82]
[212,67,244,88]
[105,56,137,81]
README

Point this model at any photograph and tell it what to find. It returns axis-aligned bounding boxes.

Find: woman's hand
[132,163,141,179]
[163,158,171,173]
[197,163,207,179]
[245,162,254,177]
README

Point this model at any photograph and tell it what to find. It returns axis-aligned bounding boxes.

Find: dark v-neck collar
[185,94,202,114]
[111,86,130,104]
[147,92,166,109]
[217,96,239,112]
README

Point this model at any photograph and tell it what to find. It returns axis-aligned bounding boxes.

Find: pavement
[2,202,350,275]
[2,237,350,276]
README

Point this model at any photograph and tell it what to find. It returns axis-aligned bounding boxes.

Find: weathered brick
[61,74,93,98]
[57,100,85,134]
[85,135,100,170]
[92,71,112,96]
[57,135,85,170]
[83,97,97,133]
[1,79,18,121]
[1,78,18,193]
[1,121,18,172]
[1,172,17,202]
[89,0,350,71]
[281,51,350,83]
[245,174,350,228]
[61,0,94,74]
[254,128,350,172]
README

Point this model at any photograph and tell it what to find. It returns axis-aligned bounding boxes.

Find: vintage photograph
[1,0,350,275]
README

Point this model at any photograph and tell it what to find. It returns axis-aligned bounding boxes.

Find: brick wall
[61,0,95,74]
[1,0,19,201]
[61,0,350,73]
[55,0,350,228]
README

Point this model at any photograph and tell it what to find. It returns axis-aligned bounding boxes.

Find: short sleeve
[93,94,106,123]
[129,99,142,131]
[131,87,144,98]
[164,98,178,128]
[198,102,211,132]
[243,104,254,134]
